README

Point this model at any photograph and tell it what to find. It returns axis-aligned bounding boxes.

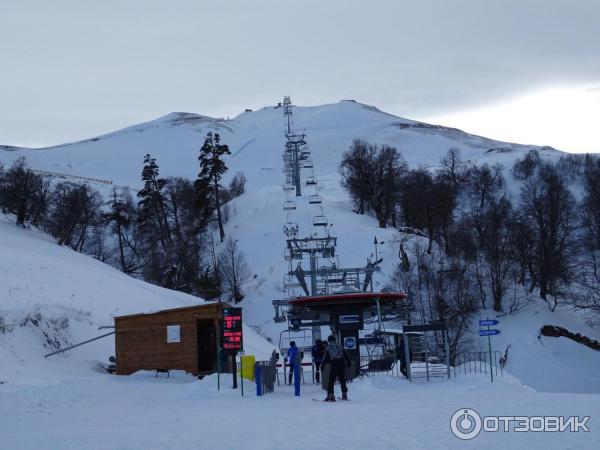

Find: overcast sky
[1,0,599,151]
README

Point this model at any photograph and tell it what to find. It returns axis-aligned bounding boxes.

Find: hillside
[0,100,561,191]
[0,214,275,386]
[1,99,599,397]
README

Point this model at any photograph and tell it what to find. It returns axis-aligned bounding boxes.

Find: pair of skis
[312,397,349,402]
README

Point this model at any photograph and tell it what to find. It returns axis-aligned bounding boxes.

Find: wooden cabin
[114,303,229,376]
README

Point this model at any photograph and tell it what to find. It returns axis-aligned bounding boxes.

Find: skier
[287,341,300,385]
[311,339,324,383]
[320,340,330,390]
[397,335,413,378]
[322,335,351,401]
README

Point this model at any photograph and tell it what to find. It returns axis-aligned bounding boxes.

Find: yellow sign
[240,355,255,381]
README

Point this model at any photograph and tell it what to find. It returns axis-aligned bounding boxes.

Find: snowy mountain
[2,99,600,449]
[1,100,595,388]
[0,100,561,191]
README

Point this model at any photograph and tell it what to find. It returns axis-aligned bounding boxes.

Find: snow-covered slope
[0,100,561,191]
[0,215,275,386]
[2,100,598,395]
[0,99,564,331]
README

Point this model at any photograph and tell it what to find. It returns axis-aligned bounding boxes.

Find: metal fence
[359,355,403,377]
[453,351,503,378]
[358,351,504,381]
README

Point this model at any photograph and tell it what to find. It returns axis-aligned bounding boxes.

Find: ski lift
[283,201,297,211]
[283,222,299,237]
[283,183,295,192]
[313,215,328,227]
[305,176,317,185]
[303,160,314,169]
[308,194,322,204]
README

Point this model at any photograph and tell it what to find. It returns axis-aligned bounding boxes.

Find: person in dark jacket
[397,335,413,378]
[311,339,324,383]
[286,341,300,385]
[321,335,351,401]
[320,340,329,390]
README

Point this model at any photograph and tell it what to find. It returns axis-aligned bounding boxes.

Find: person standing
[286,341,300,385]
[311,339,324,383]
[322,335,351,401]
[320,340,330,391]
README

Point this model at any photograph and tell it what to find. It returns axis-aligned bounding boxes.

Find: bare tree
[0,158,50,227]
[574,157,600,323]
[229,171,247,197]
[477,197,515,311]
[339,139,376,215]
[218,238,250,303]
[47,182,103,251]
[519,162,576,308]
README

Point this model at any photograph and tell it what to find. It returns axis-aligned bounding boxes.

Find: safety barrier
[453,351,503,378]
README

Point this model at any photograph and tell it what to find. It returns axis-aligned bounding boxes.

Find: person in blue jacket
[311,339,324,383]
[287,341,300,385]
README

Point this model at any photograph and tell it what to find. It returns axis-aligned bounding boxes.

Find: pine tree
[137,154,170,250]
[105,187,136,273]
[197,132,230,242]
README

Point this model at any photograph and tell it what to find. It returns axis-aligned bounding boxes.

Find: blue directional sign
[479,329,501,336]
[479,319,499,327]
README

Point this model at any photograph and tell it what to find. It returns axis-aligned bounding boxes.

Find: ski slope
[1,100,600,448]
[0,214,275,386]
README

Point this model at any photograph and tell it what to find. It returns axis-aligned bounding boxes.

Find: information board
[166,325,181,343]
[222,307,243,353]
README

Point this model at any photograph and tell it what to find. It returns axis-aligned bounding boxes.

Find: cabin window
[167,325,181,343]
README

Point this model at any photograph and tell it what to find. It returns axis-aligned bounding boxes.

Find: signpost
[222,307,243,389]
[479,317,500,383]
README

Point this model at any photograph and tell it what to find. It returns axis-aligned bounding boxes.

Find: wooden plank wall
[115,304,221,376]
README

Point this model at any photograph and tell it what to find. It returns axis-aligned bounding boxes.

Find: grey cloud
[1,0,599,146]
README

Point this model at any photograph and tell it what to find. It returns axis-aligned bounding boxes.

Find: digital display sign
[222,307,243,353]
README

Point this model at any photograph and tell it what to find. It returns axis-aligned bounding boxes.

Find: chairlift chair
[283,183,295,192]
[313,215,328,227]
[305,176,317,185]
[283,201,297,211]
[308,194,322,204]
[283,222,299,237]
[303,160,314,169]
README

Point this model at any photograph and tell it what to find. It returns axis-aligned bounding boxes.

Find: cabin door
[197,319,217,373]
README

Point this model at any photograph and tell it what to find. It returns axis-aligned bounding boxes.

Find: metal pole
[44,331,115,358]
[294,361,300,396]
[240,355,244,397]
[231,355,238,389]
[217,315,221,391]
[444,330,450,379]
[375,298,383,331]
[425,340,430,382]
[487,317,494,383]
[403,333,412,382]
